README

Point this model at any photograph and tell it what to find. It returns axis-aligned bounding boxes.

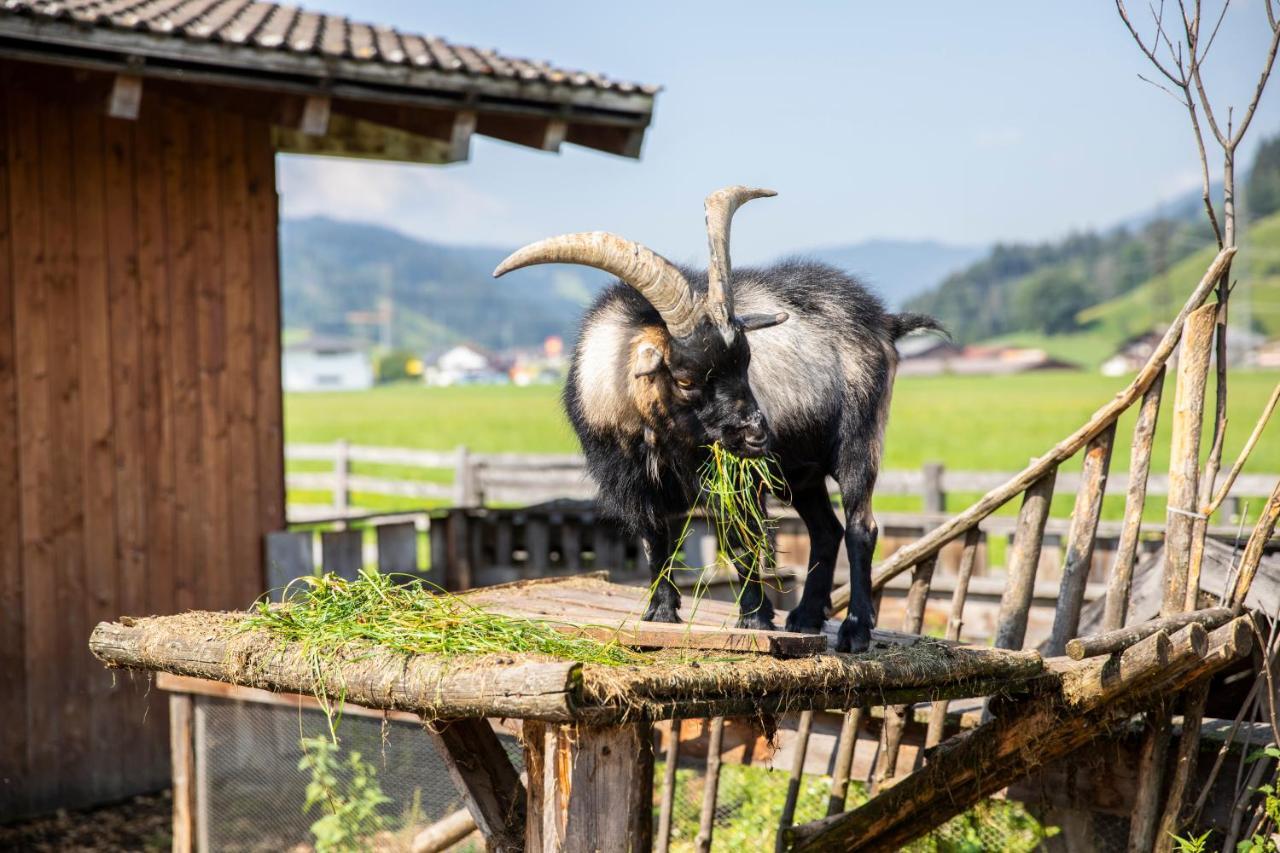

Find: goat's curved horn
[493,232,700,338]
[704,186,776,340]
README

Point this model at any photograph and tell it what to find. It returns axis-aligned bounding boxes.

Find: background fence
[285,441,1280,521]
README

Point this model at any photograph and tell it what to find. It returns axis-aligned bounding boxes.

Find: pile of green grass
[244,568,646,668]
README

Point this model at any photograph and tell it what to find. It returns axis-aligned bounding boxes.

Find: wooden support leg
[426,718,526,853]
[169,694,195,853]
[537,721,655,853]
[656,719,681,853]
[696,717,725,853]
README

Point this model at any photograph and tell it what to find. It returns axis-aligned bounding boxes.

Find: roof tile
[1,0,656,94]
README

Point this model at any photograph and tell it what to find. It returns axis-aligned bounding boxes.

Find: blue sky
[279,2,1279,265]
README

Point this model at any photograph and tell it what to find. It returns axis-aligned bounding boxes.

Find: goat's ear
[738,311,789,332]
[633,341,666,377]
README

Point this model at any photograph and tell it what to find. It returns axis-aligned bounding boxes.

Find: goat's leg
[719,491,778,631]
[784,485,844,634]
[836,474,879,653]
[640,521,682,623]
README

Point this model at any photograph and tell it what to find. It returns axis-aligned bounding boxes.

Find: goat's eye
[675,377,694,390]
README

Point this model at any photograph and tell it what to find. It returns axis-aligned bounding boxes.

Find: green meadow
[285,371,1280,523]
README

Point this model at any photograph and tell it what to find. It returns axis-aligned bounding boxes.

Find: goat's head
[494,186,789,457]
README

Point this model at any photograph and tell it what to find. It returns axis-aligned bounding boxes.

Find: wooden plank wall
[0,62,286,819]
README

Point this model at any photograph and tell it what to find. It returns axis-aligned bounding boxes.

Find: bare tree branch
[1229,16,1280,148]
[1198,0,1232,65]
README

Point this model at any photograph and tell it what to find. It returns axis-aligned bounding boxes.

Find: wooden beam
[540,722,654,852]
[477,113,568,152]
[564,122,646,158]
[993,468,1058,651]
[696,717,725,853]
[426,717,526,853]
[273,114,462,164]
[106,72,142,119]
[300,94,330,136]
[1065,607,1234,660]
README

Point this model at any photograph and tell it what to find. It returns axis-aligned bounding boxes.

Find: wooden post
[876,556,937,786]
[333,438,350,515]
[192,698,210,853]
[1103,369,1165,631]
[1046,423,1115,656]
[523,721,546,853]
[1128,713,1174,852]
[444,508,473,592]
[826,708,862,816]
[169,694,195,853]
[777,710,816,851]
[426,717,526,853]
[454,445,478,506]
[922,462,946,515]
[926,528,981,747]
[695,717,725,853]
[540,722,654,853]
[993,468,1057,651]
[1163,304,1216,615]
[656,720,681,853]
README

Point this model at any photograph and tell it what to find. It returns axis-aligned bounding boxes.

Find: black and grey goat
[493,187,940,652]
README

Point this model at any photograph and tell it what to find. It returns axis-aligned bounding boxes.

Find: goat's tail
[890,312,949,340]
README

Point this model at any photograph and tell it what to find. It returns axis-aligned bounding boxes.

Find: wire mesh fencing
[194,695,519,852]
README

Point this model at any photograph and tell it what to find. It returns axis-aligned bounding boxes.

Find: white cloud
[278,155,511,244]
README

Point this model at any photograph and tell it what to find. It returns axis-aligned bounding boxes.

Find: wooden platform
[462,575,829,656]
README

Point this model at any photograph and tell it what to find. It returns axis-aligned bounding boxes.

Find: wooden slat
[162,96,203,614]
[926,528,980,748]
[42,92,92,809]
[377,521,419,574]
[320,529,363,580]
[993,468,1058,651]
[427,718,526,852]
[264,531,314,600]
[191,102,231,611]
[169,694,195,853]
[466,581,826,655]
[219,109,262,609]
[0,79,27,818]
[1046,423,1116,656]
[1104,369,1165,630]
[73,100,122,804]
[246,115,285,540]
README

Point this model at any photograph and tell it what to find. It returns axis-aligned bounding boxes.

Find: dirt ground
[0,790,171,852]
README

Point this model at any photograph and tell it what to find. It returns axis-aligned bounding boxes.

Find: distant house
[897,339,1074,377]
[283,337,375,391]
[428,344,510,386]
[1101,330,1165,377]
[1253,339,1280,369]
[1102,326,1267,376]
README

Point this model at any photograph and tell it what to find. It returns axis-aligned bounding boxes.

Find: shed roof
[0,0,658,161]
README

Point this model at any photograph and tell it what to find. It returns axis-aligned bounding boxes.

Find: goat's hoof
[736,612,777,631]
[642,602,681,624]
[836,616,871,654]
[784,607,827,635]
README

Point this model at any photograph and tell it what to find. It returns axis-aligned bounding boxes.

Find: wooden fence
[284,441,1278,521]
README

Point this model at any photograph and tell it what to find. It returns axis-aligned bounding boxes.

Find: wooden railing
[284,440,1277,521]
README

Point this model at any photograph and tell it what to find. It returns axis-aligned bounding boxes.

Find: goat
[493,187,940,652]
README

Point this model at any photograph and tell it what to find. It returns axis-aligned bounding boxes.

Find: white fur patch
[573,303,644,434]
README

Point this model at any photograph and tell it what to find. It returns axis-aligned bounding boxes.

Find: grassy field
[285,370,1280,521]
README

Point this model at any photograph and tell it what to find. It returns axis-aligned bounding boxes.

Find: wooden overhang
[0,0,658,164]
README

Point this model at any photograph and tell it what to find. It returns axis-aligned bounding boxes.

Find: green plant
[298,735,392,853]
[1169,829,1213,853]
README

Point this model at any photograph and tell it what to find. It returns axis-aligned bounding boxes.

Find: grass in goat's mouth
[244,568,646,668]
[659,442,788,617]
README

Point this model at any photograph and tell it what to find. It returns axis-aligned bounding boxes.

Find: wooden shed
[0,0,656,820]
